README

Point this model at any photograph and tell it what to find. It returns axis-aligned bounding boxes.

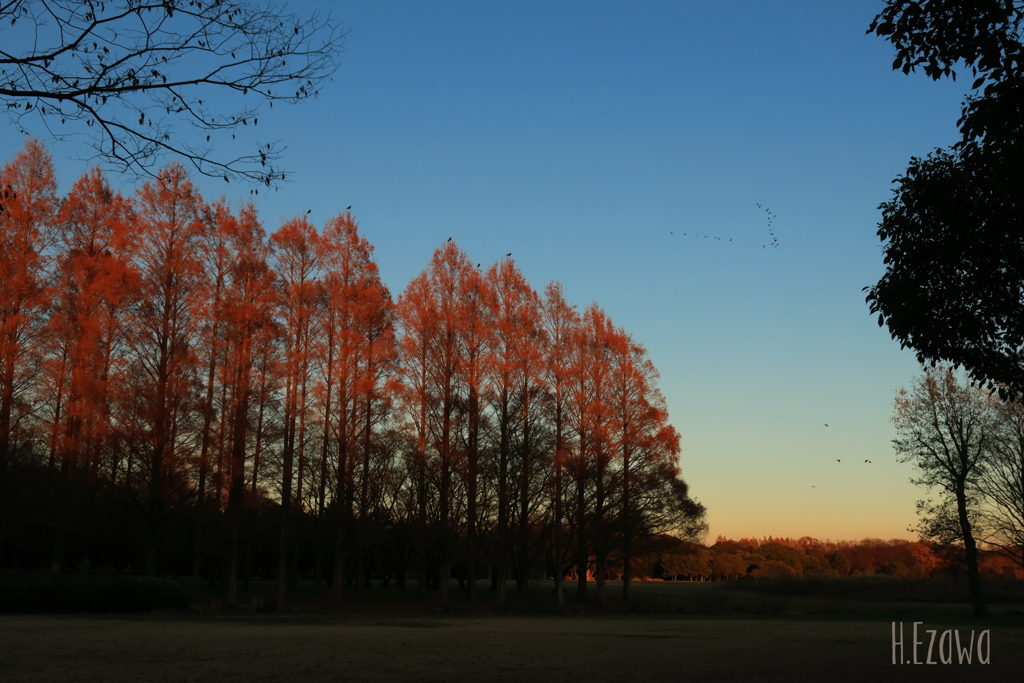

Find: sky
[1,1,974,543]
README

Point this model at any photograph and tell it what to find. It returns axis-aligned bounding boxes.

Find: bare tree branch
[0,0,345,187]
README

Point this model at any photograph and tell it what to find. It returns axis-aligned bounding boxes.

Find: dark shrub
[0,572,189,613]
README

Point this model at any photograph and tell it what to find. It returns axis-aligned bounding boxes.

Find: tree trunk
[192,465,207,602]
[553,404,565,608]
[575,477,588,602]
[439,559,450,608]
[277,415,293,612]
[228,513,239,606]
[622,550,632,605]
[332,537,345,604]
[466,385,479,603]
[956,484,988,618]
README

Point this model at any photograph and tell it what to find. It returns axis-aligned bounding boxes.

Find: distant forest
[658,536,1024,582]
[0,139,706,607]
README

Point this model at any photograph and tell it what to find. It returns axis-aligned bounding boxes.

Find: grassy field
[2,578,1023,682]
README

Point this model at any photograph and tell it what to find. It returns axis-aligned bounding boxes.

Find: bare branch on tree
[0,0,346,187]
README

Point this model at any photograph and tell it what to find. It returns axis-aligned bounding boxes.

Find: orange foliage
[0,139,708,593]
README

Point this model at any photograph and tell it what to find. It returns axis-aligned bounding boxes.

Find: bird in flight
[506,253,512,257]
[757,203,780,248]
[836,459,841,462]
[672,229,736,240]
[346,205,352,210]
[306,209,311,214]
[824,424,829,427]
[447,237,452,242]
[864,459,872,463]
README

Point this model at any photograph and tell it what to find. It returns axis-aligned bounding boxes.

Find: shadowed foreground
[2,612,1021,683]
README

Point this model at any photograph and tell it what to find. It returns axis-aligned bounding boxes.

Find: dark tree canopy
[865,2,1024,400]
[866,149,1024,400]
[867,0,1024,158]
[0,0,345,186]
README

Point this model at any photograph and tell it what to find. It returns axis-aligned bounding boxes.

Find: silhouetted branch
[0,0,346,186]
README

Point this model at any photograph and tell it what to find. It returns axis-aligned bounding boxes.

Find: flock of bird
[305,206,351,214]
[669,203,780,248]
[825,423,873,463]
[757,203,780,248]
[810,423,874,488]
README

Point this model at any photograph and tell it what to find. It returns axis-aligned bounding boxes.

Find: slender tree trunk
[316,339,334,589]
[251,387,265,495]
[956,483,988,618]
[517,400,532,594]
[332,536,345,604]
[496,400,509,607]
[192,465,207,600]
[593,443,606,607]
[553,403,565,608]
[314,444,327,587]
[227,381,247,607]
[622,552,632,605]
[357,394,372,590]
[0,361,15,480]
[575,475,588,602]
[332,409,349,604]
[278,382,296,612]
[439,559,450,607]
[416,460,427,598]
[466,384,479,602]
[242,535,252,590]
[228,507,240,606]
[622,443,632,605]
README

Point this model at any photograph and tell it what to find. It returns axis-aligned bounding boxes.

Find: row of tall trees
[0,139,706,609]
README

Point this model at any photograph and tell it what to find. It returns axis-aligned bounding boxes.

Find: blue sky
[2,1,973,542]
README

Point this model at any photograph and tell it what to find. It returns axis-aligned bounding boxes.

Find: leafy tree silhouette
[865,1,1024,401]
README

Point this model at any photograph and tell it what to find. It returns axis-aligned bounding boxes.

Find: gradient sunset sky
[1,1,972,542]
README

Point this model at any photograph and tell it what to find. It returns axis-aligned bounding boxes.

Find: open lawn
[2,579,1023,682]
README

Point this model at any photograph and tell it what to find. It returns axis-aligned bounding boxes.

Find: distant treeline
[643,536,1024,581]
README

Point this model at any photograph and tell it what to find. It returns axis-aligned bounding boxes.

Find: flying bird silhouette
[836,459,841,462]
[865,459,872,463]
[506,253,511,257]
[447,237,452,242]
[758,204,779,249]
[346,205,351,210]
[824,424,829,427]
[306,209,311,214]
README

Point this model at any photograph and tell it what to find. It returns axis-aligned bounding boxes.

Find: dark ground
[2,579,1022,682]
